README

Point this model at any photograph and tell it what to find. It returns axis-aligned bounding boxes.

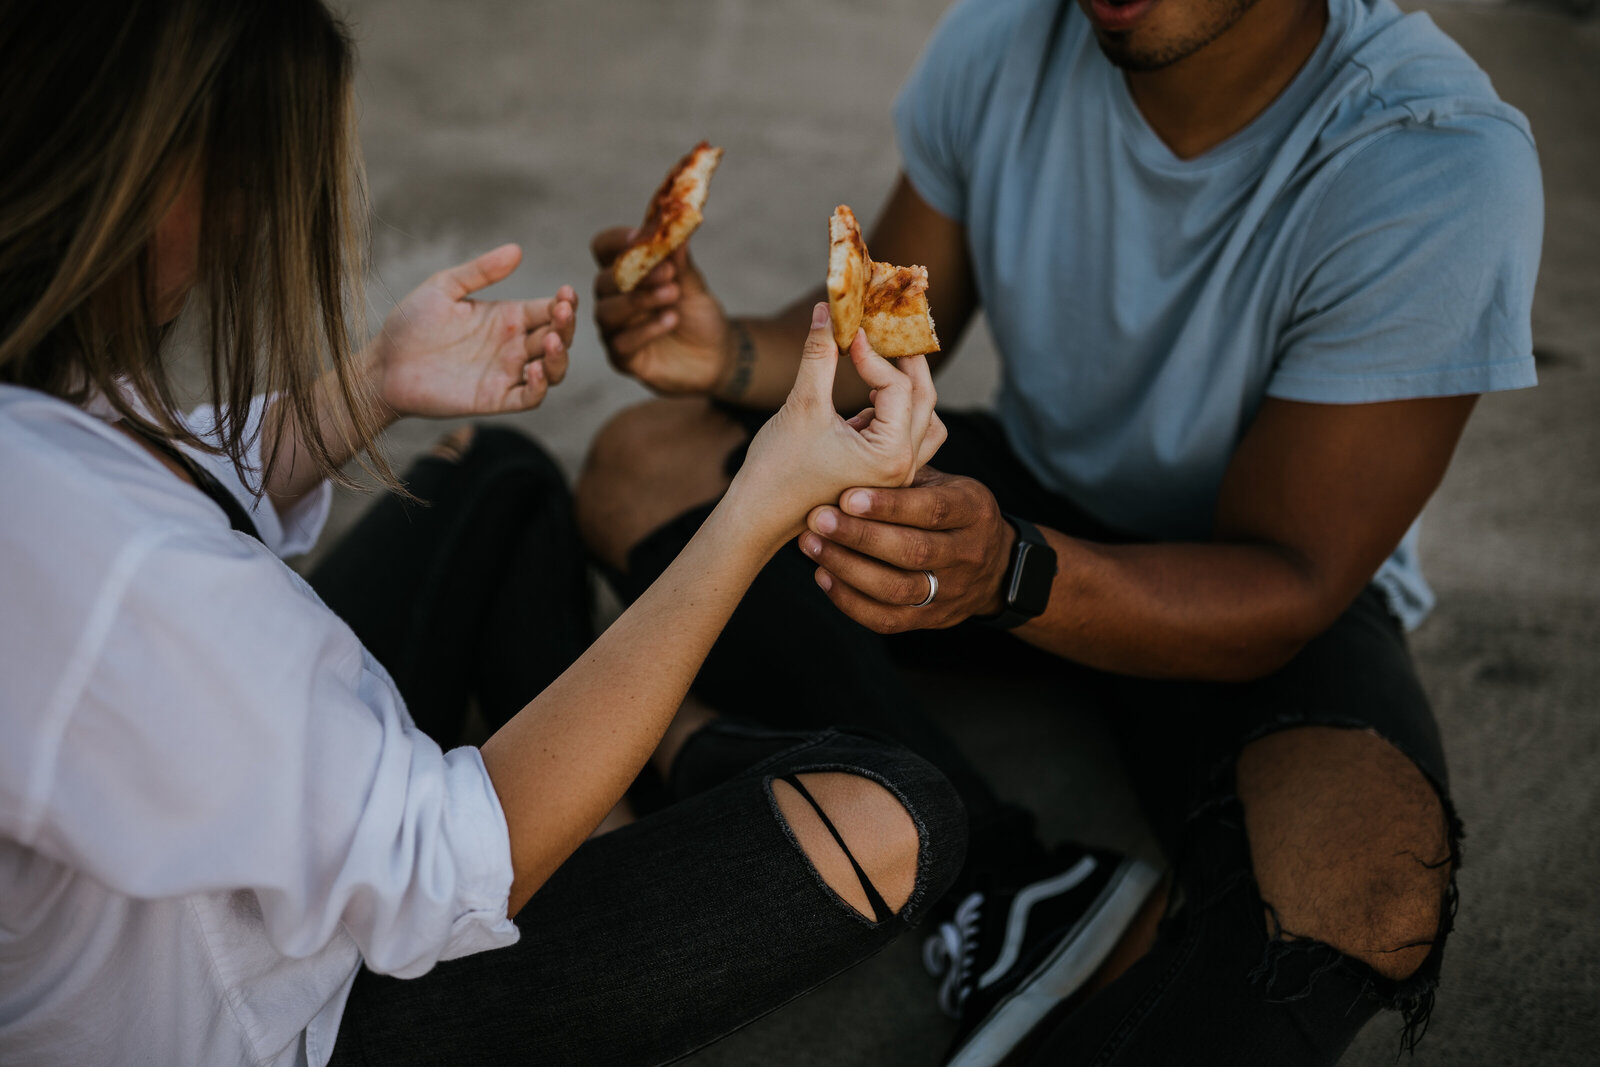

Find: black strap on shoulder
[779,774,895,923]
[126,427,264,543]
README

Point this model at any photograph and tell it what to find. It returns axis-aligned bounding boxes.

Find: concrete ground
[325,1,1599,1062]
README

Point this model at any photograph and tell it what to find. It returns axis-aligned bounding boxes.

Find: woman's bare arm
[263,245,577,513]
[482,308,944,915]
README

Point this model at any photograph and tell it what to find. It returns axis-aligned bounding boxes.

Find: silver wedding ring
[914,570,938,609]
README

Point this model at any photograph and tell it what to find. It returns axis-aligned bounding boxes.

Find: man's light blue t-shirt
[894,0,1542,628]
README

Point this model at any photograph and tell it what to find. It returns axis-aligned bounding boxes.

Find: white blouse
[0,385,519,1066]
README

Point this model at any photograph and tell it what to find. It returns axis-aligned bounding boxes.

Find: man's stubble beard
[1094,0,1264,73]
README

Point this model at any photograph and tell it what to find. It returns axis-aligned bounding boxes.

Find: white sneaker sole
[944,857,1163,1067]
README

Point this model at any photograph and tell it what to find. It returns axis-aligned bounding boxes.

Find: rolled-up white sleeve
[179,395,333,559]
[11,529,517,977]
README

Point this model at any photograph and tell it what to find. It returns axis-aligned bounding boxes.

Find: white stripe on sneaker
[948,858,1162,1067]
[975,855,1097,991]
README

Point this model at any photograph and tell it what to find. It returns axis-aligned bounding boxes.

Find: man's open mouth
[1088,0,1159,32]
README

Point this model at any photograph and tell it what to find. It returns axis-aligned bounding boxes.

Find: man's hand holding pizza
[799,467,1018,632]
[591,232,735,397]
[590,142,740,397]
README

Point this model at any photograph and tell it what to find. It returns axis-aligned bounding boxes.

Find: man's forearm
[1014,530,1340,682]
[713,297,874,412]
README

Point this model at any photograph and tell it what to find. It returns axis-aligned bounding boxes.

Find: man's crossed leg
[578,397,1457,1064]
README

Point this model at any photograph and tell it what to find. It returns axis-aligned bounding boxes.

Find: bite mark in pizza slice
[826,205,870,352]
[861,260,939,358]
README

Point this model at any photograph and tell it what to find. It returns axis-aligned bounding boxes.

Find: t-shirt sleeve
[1268,114,1543,403]
[11,532,517,978]
[180,395,333,559]
[892,0,1025,222]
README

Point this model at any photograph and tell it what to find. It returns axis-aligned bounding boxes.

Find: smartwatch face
[1009,541,1056,617]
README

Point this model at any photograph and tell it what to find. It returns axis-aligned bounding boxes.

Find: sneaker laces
[922,890,984,1017]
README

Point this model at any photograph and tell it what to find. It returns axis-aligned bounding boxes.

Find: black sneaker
[923,846,1162,1066]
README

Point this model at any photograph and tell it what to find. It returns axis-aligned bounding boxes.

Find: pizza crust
[824,204,940,358]
[826,205,870,351]
[613,142,724,293]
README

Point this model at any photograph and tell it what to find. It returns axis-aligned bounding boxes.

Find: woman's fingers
[509,357,549,411]
[516,285,577,394]
[524,327,569,386]
[900,351,936,404]
[897,353,937,480]
[914,410,947,473]
[524,287,579,345]
[552,286,578,348]
[847,334,913,439]
[843,345,938,486]
[845,408,875,432]
[790,303,839,410]
[437,243,523,300]
[845,329,907,395]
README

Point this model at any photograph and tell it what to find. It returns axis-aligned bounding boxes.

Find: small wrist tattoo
[725,320,757,401]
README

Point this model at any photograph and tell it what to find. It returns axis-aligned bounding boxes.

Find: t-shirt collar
[1106,0,1351,171]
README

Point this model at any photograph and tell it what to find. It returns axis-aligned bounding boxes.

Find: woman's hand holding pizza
[798,467,1017,632]
[370,244,576,419]
[591,229,734,396]
[727,303,945,543]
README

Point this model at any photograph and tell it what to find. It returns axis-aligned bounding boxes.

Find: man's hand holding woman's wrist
[799,469,1018,632]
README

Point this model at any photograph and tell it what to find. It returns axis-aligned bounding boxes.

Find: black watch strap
[978,513,1058,630]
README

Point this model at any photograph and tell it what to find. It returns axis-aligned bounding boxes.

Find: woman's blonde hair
[0,0,390,488]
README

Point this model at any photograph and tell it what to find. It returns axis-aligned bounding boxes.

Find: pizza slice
[613,141,724,293]
[824,204,940,358]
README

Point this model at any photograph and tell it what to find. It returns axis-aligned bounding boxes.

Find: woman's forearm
[472,302,936,916]
[262,352,394,513]
[480,480,793,915]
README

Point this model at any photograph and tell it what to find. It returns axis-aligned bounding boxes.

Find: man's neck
[1127,0,1330,160]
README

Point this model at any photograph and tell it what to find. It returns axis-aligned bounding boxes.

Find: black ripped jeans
[612,408,1461,1065]
[309,426,967,1066]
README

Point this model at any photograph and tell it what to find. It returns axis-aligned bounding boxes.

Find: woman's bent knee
[772,771,920,920]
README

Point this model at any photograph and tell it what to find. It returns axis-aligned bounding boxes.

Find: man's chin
[1091,0,1266,73]
[1094,30,1187,72]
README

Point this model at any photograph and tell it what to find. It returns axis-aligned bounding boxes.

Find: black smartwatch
[979,514,1058,629]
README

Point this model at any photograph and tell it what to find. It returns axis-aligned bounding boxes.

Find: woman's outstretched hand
[732,303,945,539]
[371,244,576,419]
